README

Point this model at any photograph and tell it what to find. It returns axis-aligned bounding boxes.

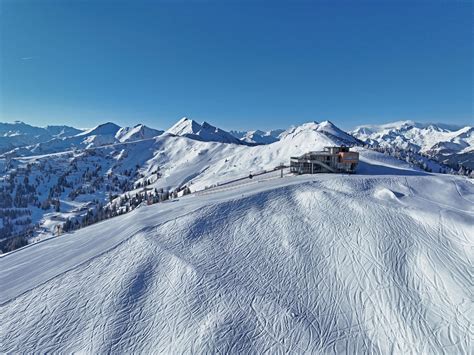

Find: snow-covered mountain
[280,120,360,145]
[44,125,83,138]
[352,121,474,169]
[0,118,362,248]
[1,116,472,352]
[115,124,164,142]
[230,121,360,146]
[0,117,466,250]
[1,122,164,157]
[75,121,121,137]
[167,117,244,145]
[1,153,472,353]
[230,129,284,144]
[0,121,82,153]
[0,121,82,140]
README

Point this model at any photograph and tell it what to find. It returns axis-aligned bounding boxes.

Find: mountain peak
[167,117,202,136]
[78,122,121,137]
[279,120,358,146]
[229,128,284,145]
[166,118,243,145]
[351,120,474,161]
[319,120,336,128]
[115,124,163,142]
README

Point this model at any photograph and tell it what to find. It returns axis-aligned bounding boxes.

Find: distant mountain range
[166,117,243,145]
[0,121,82,153]
[0,118,360,157]
[229,129,284,144]
[0,122,163,156]
[351,120,474,169]
[2,118,472,170]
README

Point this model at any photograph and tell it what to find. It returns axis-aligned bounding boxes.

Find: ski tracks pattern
[1,175,472,353]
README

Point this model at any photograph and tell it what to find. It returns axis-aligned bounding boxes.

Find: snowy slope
[1,158,472,352]
[1,122,120,157]
[352,121,474,169]
[1,122,165,157]
[44,125,83,138]
[230,129,284,144]
[128,119,364,192]
[230,121,359,146]
[167,117,244,145]
[352,121,473,152]
[0,121,82,153]
[115,124,163,142]
[0,120,408,244]
[279,121,359,144]
[0,132,251,244]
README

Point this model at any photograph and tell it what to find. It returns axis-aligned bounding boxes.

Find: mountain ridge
[351,121,473,169]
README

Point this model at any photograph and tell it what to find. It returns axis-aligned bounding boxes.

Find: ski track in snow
[0,174,473,353]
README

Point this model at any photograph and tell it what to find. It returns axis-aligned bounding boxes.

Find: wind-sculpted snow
[1,174,472,353]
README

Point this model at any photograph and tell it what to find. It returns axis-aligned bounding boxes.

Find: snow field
[1,173,472,353]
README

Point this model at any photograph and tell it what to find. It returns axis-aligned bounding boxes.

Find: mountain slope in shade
[0,122,166,157]
[75,122,121,137]
[44,125,83,138]
[230,129,284,144]
[7,122,121,156]
[0,121,57,139]
[0,121,83,153]
[166,117,243,145]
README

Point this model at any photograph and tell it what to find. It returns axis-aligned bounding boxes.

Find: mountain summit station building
[290,146,359,174]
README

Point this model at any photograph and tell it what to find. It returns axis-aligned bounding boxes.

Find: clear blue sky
[1,0,472,131]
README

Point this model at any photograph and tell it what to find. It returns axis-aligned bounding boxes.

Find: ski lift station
[290,146,359,174]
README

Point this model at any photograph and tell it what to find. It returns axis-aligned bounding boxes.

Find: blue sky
[1,0,472,131]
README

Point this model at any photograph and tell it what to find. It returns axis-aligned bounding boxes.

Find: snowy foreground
[1,164,473,353]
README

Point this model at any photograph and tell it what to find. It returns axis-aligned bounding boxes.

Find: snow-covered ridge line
[0,121,166,157]
[351,120,473,169]
[166,117,246,145]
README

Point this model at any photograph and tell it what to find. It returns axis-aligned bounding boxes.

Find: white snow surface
[0,121,82,153]
[115,124,163,142]
[230,129,284,144]
[166,117,244,144]
[1,122,163,157]
[1,153,473,353]
[352,121,473,154]
[0,120,447,240]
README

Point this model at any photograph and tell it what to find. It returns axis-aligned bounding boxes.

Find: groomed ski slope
[1,164,473,353]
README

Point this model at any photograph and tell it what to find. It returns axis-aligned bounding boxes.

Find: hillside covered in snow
[0,117,470,252]
[0,121,82,154]
[0,122,164,157]
[352,121,474,170]
[230,128,284,144]
[0,118,367,250]
[0,116,472,353]
[1,152,472,353]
